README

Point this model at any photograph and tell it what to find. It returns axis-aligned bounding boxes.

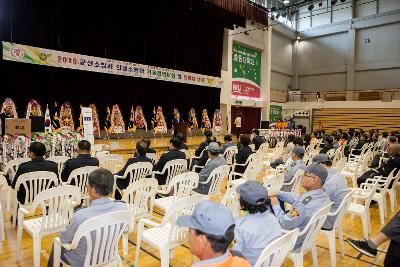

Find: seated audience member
[176,201,252,267]
[357,143,400,187]
[313,154,348,230]
[143,138,156,154]
[332,135,340,149]
[281,146,305,192]
[293,137,304,147]
[251,129,265,151]
[47,168,127,267]
[370,136,397,168]
[311,131,319,143]
[11,142,58,204]
[348,212,400,267]
[352,133,369,155]
[270,163,331,249]
[220,134,235,154]
[270,134,297,169]
[339,132,348,146]
[153,137,186,185]
[194,136,217,171]
[231,181,281,265]
[195,130,213,157]
[234,134,253,174]
[114,140,152,199]
[193,142,227,194]
[61,140,99,182]
[304,134,312,148]
[319,136,335,154]
[177,132,189,150]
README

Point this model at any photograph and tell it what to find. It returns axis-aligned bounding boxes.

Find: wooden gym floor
[0,138,397,267]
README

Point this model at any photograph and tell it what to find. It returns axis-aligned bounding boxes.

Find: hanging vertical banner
[231,43,261,100]
[269,105,283,123]
[82,107,94,145]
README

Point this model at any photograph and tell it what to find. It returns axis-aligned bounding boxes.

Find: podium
[174,122,188,142]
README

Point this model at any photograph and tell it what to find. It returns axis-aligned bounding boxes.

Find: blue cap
[176,200,234,237]
[312,154,331,164]
[292,146,305,157]
[236,181,268,205]
[206,142,220,153]
[301,162,328,184]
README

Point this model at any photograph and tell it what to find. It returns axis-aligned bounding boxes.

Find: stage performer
[1,98,18,118]
[127,106,137,132]
[134,106,147,131]
[212,109,223,135]
[25,99,42,118]
[201,109,211,132]
[89,104,100,134]
[188,108,199,132]
[59,102,75,131]
[110,104,125,133]
[104,107,111,138]
[153,106,167,134]
[51,102,61,132]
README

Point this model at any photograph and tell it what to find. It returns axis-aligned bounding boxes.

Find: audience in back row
[114,140,153,200]
[251,129,265,151]
[234,134,253,174]
[153,137,186,185]
[11,142,58,204]
[220,134,235,154]
[61,140,99,182]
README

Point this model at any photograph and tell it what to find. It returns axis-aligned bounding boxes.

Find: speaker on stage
[30,116,45,132]
[260,121,269,129]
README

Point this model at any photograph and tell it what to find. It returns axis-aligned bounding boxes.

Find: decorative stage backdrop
[0,0,242,129]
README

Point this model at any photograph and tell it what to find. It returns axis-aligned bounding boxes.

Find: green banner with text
[232,43,261,100]
[269,105,282,123]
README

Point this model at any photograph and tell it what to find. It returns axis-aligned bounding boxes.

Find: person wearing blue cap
[313,154,348,230]
[176,201,251,267]
[270,163,331,249]
[281,145,305,192]
[231,181,281,266]
[193,142,227,194]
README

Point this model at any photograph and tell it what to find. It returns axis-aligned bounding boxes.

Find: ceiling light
[284,0,289,4]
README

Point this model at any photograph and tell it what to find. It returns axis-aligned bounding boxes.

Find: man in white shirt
[234,115,242,139]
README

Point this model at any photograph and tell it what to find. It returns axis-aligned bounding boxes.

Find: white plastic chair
[3,158,31,211]
[254,229,299,267]
[319,190,354,267]
[152,159,187,192]
[335,157,347,173]
[134,195,204,267]
[47,155,70,178]
[16,185,81,267]
[281,169,304,193]
[0,202,4,242]
[263,173,284,193]
[361,169,397,225]
[189,149,204,170]
[287,203,332,267]
[64,166,100,203]
[155,172,199,212]
[220,184,241,218]
[388,170,400,212]
[346,178,381,238]
[114,162,153,196]
[146,153,158,165]
[53,210,132,267]
[13,171,59,227]
[0,174,9,214]
[121,178,158,255]
[98,154,124,174]
[222,146,238,166]
[228,153,259,187]
[197,165,230,197]
[326,149,336,158]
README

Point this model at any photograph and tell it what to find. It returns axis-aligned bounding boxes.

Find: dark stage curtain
[231,106,261,134]
[0,0,224,127]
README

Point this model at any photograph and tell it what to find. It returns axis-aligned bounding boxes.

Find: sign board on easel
[82,107,94,145]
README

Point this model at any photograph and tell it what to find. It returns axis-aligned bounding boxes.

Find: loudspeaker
[30,116,45,132]
[260,121,269,129]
